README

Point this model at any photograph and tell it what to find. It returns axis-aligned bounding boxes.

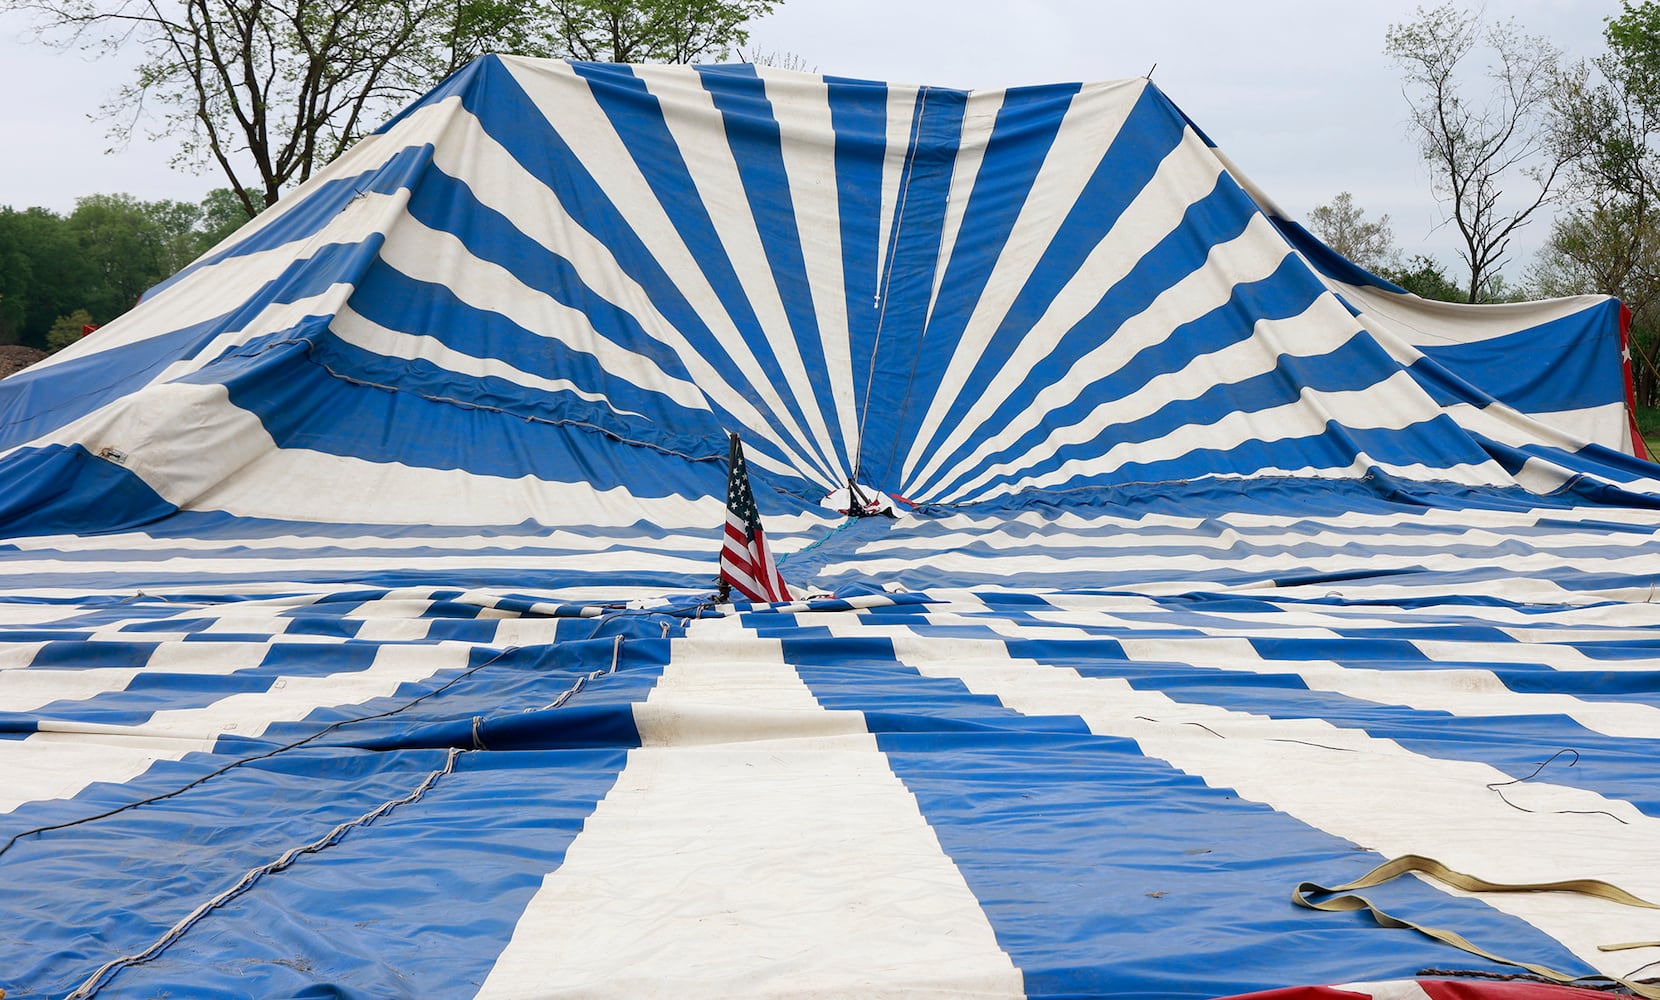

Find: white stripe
[634,65,846,481]
[1115,635,1660,740]
[1334,278,1610,348]
[24,96,468,377]
[941,368,1490,504]
[476,625,1023,999]
[499,59,837,486]
[756,65,862,472]
[419,96,827,483]
[928,295,1369,501]
[0,642,471,813]
[0,641,273,713]
[328,305,640,416]
[925,88,1006,326]
[905,125,1225,496]
[1,510,847,555]
[372,215,707,414]
[16,378,727,526]
[0,549,720,579]
[884,633,1660,978]
[902,79,1144,484]
[875,82,922,296]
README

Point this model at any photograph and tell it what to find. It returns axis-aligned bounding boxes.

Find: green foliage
[68,193,198,320]
[0,188,245,348]
[194,188,253,253]
[1540,4,1660,407]
[553,0,775,63]
[45,309,94,354]
[1379,255,1466,303]
[1637,401,1660,437]
[0,206,89,350]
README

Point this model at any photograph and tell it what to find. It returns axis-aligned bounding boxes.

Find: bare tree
[1385,3,1583,302]
[742,46,813,73]
[1306,191,1401,273]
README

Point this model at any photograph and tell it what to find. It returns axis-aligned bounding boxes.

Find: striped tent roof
[2,56,1659,999]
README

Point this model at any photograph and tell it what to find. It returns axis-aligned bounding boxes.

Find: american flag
[718,432,791,603]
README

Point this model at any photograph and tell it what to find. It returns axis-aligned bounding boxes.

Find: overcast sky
[0,0,1623,278]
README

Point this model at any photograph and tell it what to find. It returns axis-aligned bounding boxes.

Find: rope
[541,634,624,710]
[776,516,861,566]
[854,85,932,485]
[1294,853,1660,998]
[67,748,464,999]
[0,645,521,863]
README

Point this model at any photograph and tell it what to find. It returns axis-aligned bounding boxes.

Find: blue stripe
[147,144,437,298]
[0,444,175,537]
[825,73,890,447]
[1419,299,1626,413]
[572,62,839,480]
[697,65,852,477]
[783,634,1592,998]
[860,85,969,483]
[0,636,666,998]
[211,337,728,496]
[900,84,1186,491]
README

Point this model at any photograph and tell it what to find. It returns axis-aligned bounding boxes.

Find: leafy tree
[554,0,774,63]
[1557,3,1660,209]
[1542,3,1660,407]
[2,0,778,216]
[1379,254,1466,303]
[66,193,201,320]
[1530,200,1660,406]
[45,308,95,354]
[0,206,88,349]
[196,187,253,252]
[1385,3,1585,303]
[0,189,251,347]
[1306,192,1401,273]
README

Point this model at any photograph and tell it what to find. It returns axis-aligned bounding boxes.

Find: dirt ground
[0,345,48,379]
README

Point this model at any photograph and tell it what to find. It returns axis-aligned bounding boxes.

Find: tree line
[0,190,247,351]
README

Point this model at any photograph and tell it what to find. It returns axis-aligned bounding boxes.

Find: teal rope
[777,517,859,566]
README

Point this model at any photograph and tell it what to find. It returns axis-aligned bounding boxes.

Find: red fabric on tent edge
[1620,302,1651,461]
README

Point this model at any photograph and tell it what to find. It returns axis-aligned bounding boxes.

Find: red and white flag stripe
[722,512,790,602]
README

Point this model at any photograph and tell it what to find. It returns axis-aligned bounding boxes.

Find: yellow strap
[1294,854,1660,999]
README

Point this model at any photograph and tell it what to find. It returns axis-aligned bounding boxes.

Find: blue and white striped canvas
[2,57,1658,999]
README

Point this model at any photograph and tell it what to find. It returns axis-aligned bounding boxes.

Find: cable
[0,644,520,863]
[66,748,464,999]
[854,85,932,486]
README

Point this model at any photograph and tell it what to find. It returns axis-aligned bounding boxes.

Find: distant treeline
[0,190,250,352]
